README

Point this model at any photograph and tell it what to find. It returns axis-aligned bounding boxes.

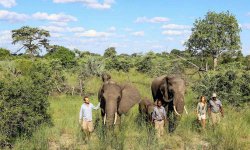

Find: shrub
[192,68,250,107]
[105,57,131,72]
[45,46,76,68]
[136,56,153,74]
[0,60,52,147]
[0,48,11,60]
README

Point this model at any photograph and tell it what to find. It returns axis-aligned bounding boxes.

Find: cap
[212,93,217,98]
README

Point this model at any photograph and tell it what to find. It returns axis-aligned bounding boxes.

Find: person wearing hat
[208,93,224,125]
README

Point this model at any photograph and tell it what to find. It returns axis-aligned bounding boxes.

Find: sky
[0,0,250,55]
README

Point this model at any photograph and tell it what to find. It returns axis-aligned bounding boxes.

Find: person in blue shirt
[152,100,167,138]
[79,96,100,140]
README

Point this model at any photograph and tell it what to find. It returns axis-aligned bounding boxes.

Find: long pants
[154,120,164,137]
[211,112,221,125]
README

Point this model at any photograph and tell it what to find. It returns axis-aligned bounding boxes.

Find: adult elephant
[98,74,141,127]
[151,75,187,132]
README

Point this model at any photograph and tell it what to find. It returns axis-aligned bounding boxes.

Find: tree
[136,56,153,74]
[45,45,75,67]
[12,26,50,56]
[185,11,241,70]
[170,49,182,56]
[104,47,117,58]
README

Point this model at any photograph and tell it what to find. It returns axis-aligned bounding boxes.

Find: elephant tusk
[184,106,188,114]
[173,106,181,116]
[114,112,118,125]
[103,113,106,125]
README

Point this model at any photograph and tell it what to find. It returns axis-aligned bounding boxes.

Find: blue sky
[0,0,249,55]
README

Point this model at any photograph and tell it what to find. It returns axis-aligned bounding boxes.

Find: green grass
[12,71,250,149]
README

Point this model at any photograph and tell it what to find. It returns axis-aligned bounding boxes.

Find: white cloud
[0,0,16,8]
[241,23,250,29]
[123,27,132,32]
[162,30,190,36]
[75,30,110,37]
[108,26,116,32]
[166,37,174,41]
[50,32,64,38]
[0,10,29,23]
[49,21,68,26]
[132,31,144,36]
[0,30,11,42]
[53,0,115,9]
[162,24,191,30]
[135,16,169,23]
[67,27,85,32]
[40,25,85,33]
[32,12,77,22]
[40,25,65,32]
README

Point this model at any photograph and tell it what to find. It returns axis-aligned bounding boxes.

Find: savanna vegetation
[0,11,249,149]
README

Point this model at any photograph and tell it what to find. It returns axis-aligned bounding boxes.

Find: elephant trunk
[104,101,118,126]
[103,112,117,125]
[173,95,185,115]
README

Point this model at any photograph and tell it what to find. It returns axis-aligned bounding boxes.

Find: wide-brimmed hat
[212,93,217,98]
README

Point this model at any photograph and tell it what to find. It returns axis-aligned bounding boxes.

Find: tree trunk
[72,87,75,96]
[213,56,218,71]
[79,79,83,96]
[205,61,208,71]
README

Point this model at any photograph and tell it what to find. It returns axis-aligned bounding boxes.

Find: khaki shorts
[81,120,94,132]
[211,112,221,124]
[198,114,206,120]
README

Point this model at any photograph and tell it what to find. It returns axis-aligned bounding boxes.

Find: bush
[0,60,52,147]
[45,46,76,68]
[105,57,131,72]
[192,68,250,107]
[136,56,153,74]
[0,48,11,60]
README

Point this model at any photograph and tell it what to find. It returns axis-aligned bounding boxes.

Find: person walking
[79,96,100,140]
[152,100,167,138]
[208,93,224,126]
[196,96,207,129]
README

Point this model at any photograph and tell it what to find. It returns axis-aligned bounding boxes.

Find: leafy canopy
[12,26,50,56]
[185,11,241,57]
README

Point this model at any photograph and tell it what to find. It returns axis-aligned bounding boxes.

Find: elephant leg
[167,101,176,133]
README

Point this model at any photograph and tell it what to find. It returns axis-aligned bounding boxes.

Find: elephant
[138,98,155,123]
[151,75,188,132]
[98,74,141,127]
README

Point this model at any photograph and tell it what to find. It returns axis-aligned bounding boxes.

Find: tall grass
[12,71,250,149]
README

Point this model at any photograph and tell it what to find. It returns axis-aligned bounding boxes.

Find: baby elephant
[139,98,155,123]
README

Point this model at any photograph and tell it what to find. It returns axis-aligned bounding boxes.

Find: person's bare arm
[92,102,100,110]
[208,107,211,116]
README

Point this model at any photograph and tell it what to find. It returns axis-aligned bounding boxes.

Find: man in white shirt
[79,96,100,140]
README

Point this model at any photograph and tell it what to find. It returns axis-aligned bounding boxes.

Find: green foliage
[220,51,244,64]
[103,47,116,58]
[170,49,182,55]
[0,60,52,147]
[0,48,11,60]
[105,57,131,72]
[12,26,50,56]
[136,56,153,74]
[79,57,105,78]
[45,46,76,68]
[185,11,241,69]
[192,68,250,107]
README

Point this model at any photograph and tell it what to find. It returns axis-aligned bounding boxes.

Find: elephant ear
[118,84,141,114]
